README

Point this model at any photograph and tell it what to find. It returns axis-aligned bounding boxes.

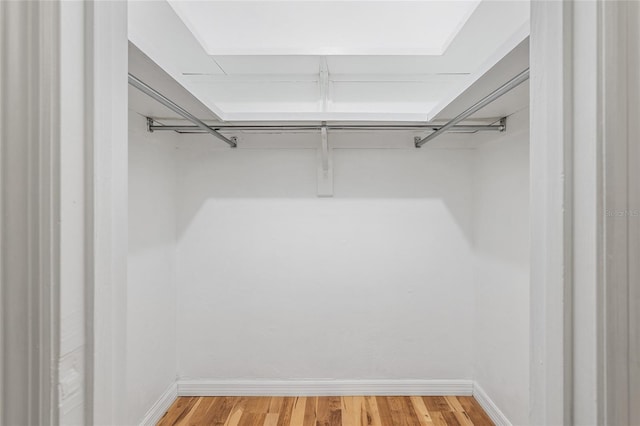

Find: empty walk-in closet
[126,1,529,425]
[7,1,640,426]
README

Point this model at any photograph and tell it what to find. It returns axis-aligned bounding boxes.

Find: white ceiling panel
[211,56,321,75]
[188,81,320,104]
[213,102,320,114]
[167,0,481,56]
[326,0,529,75]
[330,101,438,115]
[331,80,465,104]
[326,56,473,76]
[329,79,459,114]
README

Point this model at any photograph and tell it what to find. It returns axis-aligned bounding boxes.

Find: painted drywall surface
[175,137,475,380]
[472,109,530,425]
[127,112,178,424]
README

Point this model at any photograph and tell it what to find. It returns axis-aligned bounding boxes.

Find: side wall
[472,109,530,425]
[127,112,178,424]
[175,136,476,382]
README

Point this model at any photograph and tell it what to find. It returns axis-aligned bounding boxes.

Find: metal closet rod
[128,73,237,147]
[129,71,525,145]
[415,68,530,147]
[147,123,506,133]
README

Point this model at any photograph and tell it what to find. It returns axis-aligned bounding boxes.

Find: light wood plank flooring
[157,396,494,426]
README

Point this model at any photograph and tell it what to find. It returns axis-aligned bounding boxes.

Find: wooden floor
[158,396,494,426]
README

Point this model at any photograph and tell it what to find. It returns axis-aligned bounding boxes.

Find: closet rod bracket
[147,117,155,133]
[499,117,507,132]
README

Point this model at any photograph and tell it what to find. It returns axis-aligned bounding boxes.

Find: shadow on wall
[471,112,530,268]
[174,132,475,243]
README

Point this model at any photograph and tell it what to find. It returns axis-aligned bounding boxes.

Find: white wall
[175,136,476,381]
[127,112,178,424]
[472,109,530,425]
[125,117,531,422]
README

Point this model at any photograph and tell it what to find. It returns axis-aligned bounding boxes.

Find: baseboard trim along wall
[140,380,515,425]
[139,382,178,426]
[472,382,512,426]
[177,379,474,397]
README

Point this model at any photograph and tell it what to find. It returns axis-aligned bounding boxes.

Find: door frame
[530,0,639,424]
[1,0,637,424]
[0,1,128,424]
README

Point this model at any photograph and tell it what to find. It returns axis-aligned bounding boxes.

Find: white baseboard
[472,382,512,426]
[139,382,178,426]
[177,379,473,397]
[140,379,511,425]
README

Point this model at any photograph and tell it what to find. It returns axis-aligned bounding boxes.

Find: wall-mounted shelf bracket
[317,122,333,197]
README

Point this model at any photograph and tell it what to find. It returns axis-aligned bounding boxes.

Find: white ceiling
[128,0,529,122]
[167,1,481,56]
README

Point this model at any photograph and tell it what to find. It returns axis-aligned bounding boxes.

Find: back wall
[174,136,475,381]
